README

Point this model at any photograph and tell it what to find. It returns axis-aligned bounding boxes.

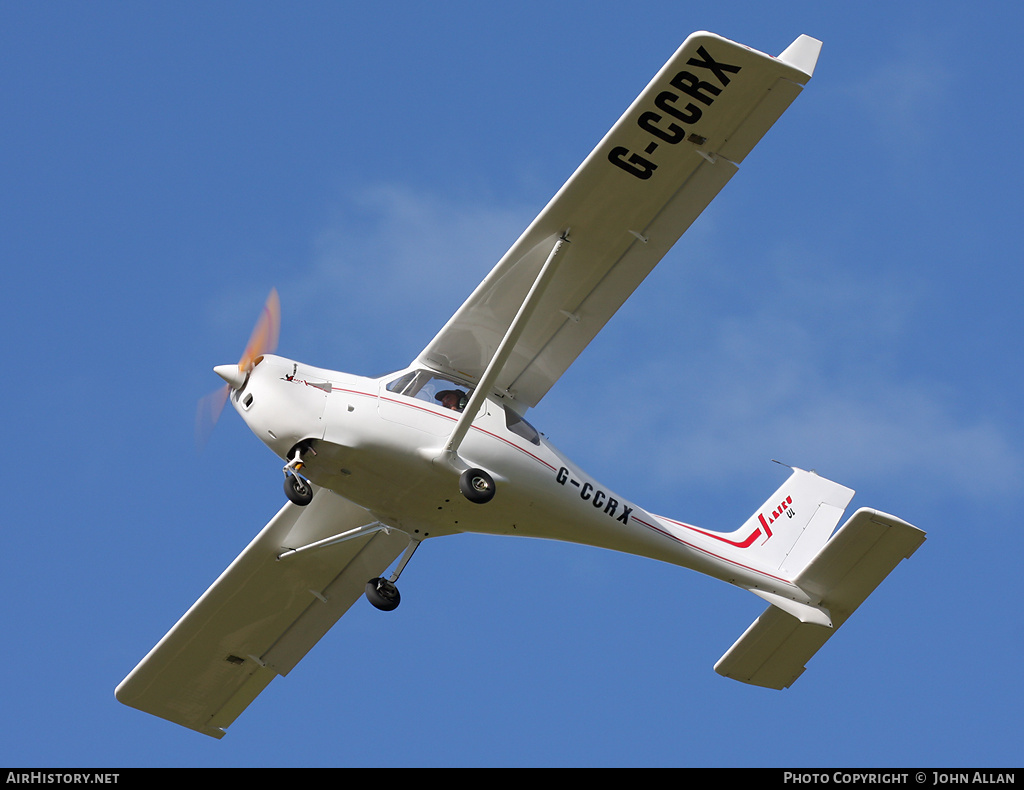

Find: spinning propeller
[195,288,281,451]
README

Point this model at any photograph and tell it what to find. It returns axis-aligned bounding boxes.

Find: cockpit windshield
[384,370,541,444]
[386,370,471,412]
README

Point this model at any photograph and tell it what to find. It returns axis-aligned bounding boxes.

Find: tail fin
[726,466,855,577]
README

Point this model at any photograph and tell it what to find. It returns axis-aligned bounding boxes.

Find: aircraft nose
[214,364,246,389]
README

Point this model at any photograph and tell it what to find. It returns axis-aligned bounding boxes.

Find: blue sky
[2,1,1022,768]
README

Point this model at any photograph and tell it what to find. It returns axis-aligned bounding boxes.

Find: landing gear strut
[283,445,314,506]
[365,537,421,612]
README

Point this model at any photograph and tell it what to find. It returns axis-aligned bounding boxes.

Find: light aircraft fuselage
[238,353,816,602]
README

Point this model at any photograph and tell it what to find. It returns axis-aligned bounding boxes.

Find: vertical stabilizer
[724,467,854,578]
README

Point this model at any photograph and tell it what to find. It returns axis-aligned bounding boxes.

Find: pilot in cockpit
[435,389,468,412]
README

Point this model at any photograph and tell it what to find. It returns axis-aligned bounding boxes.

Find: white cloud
[285,184,534,371]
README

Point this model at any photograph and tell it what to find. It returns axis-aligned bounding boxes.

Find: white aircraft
[116,31,925,739]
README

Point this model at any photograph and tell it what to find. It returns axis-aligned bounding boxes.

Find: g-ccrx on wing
[415,32,821,409]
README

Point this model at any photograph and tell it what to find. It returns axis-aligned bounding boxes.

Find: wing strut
[277,521,421,585]
[276,520,397,561]
[441,234,570,465]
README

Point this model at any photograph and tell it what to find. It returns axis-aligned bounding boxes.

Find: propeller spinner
[195,288,281,450]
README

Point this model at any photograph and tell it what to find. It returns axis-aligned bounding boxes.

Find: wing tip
[682,30,822,80]
[778,34,823,79]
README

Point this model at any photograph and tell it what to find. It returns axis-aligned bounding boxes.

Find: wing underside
[416,32,821,408]
[116,490,409,738]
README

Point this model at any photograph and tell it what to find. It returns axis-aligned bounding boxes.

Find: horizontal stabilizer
[714,508,925,689]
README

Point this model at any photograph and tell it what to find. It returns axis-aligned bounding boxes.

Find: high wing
[116,490,410,739]
[416,32,822,409]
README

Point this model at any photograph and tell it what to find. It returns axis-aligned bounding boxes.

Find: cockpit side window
[504,406,540,445]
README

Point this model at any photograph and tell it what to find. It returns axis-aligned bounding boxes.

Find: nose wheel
[283,445,315,506]
[284,472,314,506]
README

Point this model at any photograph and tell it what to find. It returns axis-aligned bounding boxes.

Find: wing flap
[416,32,820,407]
[714,509,925,689]
[116,490,410,738]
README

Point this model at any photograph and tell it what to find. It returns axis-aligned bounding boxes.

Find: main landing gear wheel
[284,473,314,506]
[365,577,401,611]
[459,468,495,504]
